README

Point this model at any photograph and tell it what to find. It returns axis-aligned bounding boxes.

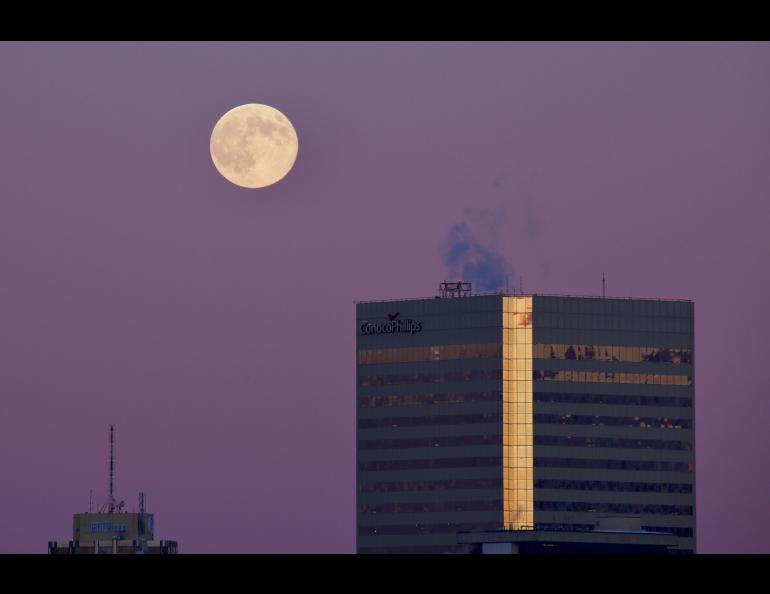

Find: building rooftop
[356,291,694,305]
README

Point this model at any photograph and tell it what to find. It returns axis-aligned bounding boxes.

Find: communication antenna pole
[520,276,523,296]
[89,489,93,513]
[602,272,606,298]
[139,492,145,514]
[108,425,115,513]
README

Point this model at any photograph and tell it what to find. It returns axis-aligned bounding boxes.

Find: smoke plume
[442,222,512,293]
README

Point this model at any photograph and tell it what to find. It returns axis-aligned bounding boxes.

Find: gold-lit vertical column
[502,296,533,530]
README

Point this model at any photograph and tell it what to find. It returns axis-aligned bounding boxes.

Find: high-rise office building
[356,287,695,554]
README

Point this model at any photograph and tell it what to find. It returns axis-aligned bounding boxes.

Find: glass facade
[503,296,534,530]
[357,295,506,554]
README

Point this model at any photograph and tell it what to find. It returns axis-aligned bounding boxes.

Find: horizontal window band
[534,343,691,364]
[359,500,503,514]
[359,522,501,537]
[534,479,692,494]
[359,434,503,450]
[359,456,503,473]
[358,343,502,366]
[533,434,691,451]
[359,477,503,493]
[359,369,503,388]
[358,391,502,408]
[534,392,692,408]
[359,412,503,429]
[536,500,693,516]
[533,413,691,430]
[536,457,692,473]
[357,412,691,431]
[534,369,692,386]
[359,434,690,452]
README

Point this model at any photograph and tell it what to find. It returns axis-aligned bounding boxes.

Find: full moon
[209,103,298,189]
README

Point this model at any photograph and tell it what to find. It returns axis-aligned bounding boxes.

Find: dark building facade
[48,512,178,554]
[356,294,695,553]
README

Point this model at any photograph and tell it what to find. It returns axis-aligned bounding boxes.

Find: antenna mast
[602,272,606,298]
[520,276,523,295]
[108,425,115,513]
[139,492,145,514]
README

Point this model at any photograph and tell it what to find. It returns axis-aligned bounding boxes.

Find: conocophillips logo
[359,312,423,335]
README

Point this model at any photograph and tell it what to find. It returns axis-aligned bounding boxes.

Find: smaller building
[49,512,178,555]
[49,426,179,554]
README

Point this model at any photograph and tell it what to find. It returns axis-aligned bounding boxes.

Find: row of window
[358,391,502,408]
[359,456,502,473]
[359,499,693,518]
[359,477,503,493]
[357,412,691,431]
[536,457,692,472]
[534,369,692,386]
[358,390,692,409]
[358,412,502,430]
[535,479,693,494]
[534,344,692,364]
[357,342,693,367]
[535,501,693,516]
[534,391,692,408]
[359,434,502,451]
[535,312,691,333]
[358,369,693,388]
[358,343,501,366]
[534,413,691,430]
[358,369,502,387]
[359,523,500,537]
[358,477,692,495]
[358,433,690,452]
[534,434,692,451]
[359,456,693,474]
[359,500,502,515]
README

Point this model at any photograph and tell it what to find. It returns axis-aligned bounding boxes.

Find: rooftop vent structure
[439,281,472,298]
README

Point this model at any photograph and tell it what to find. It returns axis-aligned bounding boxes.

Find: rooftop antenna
[89,489,93,513]
[108,425,116,513]
[506,275,510,295]
[602,272,606,298]
[520,276,523,296]
[139,492,146,514]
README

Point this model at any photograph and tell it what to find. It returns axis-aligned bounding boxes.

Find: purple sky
[1,42,768,553]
